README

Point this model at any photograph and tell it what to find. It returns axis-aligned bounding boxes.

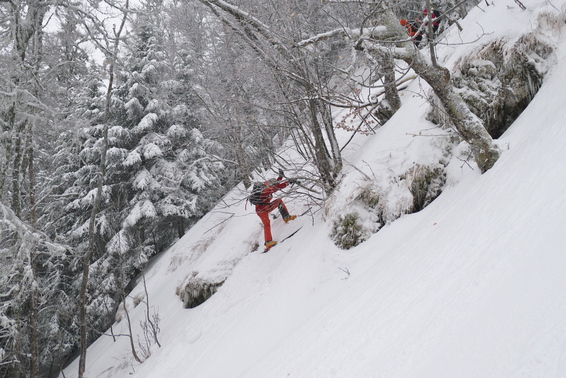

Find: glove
[278,169,285,178]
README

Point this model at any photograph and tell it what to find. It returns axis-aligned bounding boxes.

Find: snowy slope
[62,1,566,377]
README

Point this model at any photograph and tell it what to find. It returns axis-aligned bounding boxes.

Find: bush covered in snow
[452,33,555,138]
[329,162,447,250]
[403,163,446,212]
[331,212,368,250]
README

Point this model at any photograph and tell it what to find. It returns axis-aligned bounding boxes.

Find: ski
[298,207,312,217]
[260,207,311,253]
[262,226,303,253]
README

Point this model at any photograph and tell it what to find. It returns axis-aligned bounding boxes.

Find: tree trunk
[28,278,39,378]
[10,119,26,217]
[27,123,39,378]
[78,3,129,376]
[308,97,334,190]
[360,7,501,172]
[400,51,501,172]
[1,100,16,201]
[321,96,343,176]
[13,299,23,378]
[376,50,402,120]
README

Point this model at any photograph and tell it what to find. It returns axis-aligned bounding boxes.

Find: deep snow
[62,1,566,377]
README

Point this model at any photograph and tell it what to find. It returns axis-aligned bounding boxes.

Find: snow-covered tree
[163,1,284,188]
[0,203,71,378]
[104,1,226,260]
[195,0,346,194]
[39,4,227,367]
[291,0,500,172]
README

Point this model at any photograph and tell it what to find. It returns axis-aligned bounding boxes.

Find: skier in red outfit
[255,174,297,250]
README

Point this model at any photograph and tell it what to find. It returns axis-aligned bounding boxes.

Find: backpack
[248,182,266,205]
[408,20,421,34]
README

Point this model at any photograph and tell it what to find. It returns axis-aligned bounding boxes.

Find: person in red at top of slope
[422,9,440,34]
[254,171,298,250]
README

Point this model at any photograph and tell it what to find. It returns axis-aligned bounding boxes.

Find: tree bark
[10,119,26,217]
[376,50,402,119]
[308,97,334,188]
[27,123,39,378]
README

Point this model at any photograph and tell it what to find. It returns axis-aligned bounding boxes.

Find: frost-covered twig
[142,274,161,348]
[122,295,142,363]
[204,214,234,235]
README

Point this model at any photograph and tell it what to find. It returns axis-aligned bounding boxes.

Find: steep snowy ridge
[62,1,566,377]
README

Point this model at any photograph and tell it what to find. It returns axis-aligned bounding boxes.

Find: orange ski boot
[283,215,297,223]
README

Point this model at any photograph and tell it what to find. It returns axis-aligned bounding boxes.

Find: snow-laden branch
[295,27,354,47]
[197,0,294,62]
[197,0,276,64]
[0,203,68,257]
[0,203,41,245]
[202,0,272,32]
[295,26,388,47]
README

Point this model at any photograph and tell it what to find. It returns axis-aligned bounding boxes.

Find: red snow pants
[256,199,289,244]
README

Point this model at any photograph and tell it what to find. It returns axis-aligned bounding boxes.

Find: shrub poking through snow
[176,272,225,308]
[404,164,446,212]
[331,212,368,250]
[329,163,446,250]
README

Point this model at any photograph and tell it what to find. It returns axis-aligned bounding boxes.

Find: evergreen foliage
[40,7,228,357]
[331,212,368,250]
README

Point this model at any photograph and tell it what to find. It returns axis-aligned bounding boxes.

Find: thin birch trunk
[77,3,129,376]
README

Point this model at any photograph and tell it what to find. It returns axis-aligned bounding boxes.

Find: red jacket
[257,176,288,205]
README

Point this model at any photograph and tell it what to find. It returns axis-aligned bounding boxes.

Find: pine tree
[41,3,228,356]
